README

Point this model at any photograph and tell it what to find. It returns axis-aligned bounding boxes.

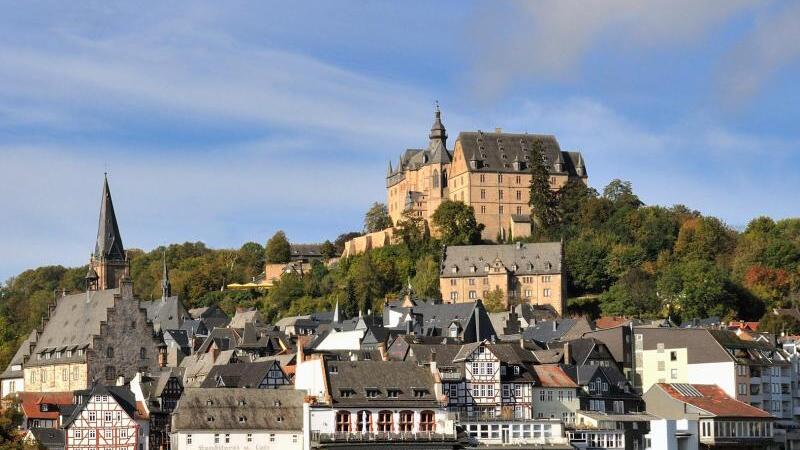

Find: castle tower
[428,102,451,203]
[87,175,128,291]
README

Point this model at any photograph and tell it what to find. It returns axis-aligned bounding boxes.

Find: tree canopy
[431,200,484,246]
[364,202,392,233]
[265,230,291,264]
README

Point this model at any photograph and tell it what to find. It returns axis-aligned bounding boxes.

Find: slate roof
[200,361,284,388]
[230,308,263,329]
[93,176,125,261]
[172,388,305,431]
[1,330,38,379]
[409,301,494,338]
[533,365,578,388]
[164,329,190,349]
[187,305,230,330]
[455,131,585,177]
[180,349,235,387]
[239,322,291,352]
[28,428,65,449]
[140,296,188,333]
[657,383,772,418]
[27,289,123,366]
[196,328,241,354]
[326,360,440,408]
[290,243,324,259]
[441,242,562,278]
[523,318,591,345]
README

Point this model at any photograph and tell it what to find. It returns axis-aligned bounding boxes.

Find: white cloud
[467,0,760,98]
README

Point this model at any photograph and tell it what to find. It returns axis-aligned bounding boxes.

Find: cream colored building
[387,107,588,241]
[439,242,566,315]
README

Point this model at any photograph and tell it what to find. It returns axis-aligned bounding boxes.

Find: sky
[1,0,800,281]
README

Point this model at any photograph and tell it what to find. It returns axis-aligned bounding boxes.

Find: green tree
[528,140,559,238]
[602,179,642,209]
[411,255,442,300]
[265,230,291,264]
[556,179,598,237]
[320,240,337,259]
[565,232,614,294]
[600,268,659,318]
[674,217,736,262]
[364,202,393,233]
[334,232,362,255]
[341,278,359,319]
[431,200,484,246]
[483,287,506,313]
[658,259,737,321]
[758,312,800,336]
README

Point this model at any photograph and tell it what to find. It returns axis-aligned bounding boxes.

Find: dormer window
[277,416,283,422]
[273,400,282,407]
[451,266,458,274]
[366,389,380,398]
[238,399,246,406]
[387,389,401,398]
[470,265,477,273]
[206,416,214,422]
[413,389,429,398]
[329,365,338,374]
[206,400,214,406]
[340,389,355,398]
[514,366,520,375]
[238,416,247,423]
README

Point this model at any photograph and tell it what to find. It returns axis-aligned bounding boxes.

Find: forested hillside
[2,179,799,370]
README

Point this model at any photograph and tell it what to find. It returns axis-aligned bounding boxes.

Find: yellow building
[387,107,588,241]
[439,241,566,315]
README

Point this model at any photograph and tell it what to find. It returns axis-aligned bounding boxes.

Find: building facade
[387,107,588,240]
[440,242,566,314]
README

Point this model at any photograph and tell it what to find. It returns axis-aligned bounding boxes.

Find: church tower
[86,175,128,291]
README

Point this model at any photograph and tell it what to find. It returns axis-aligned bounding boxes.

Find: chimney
[406,319,413,335]
[474,306,481,341]
[552,320,558,332]
[495,127,502,134]
[519,338,525,349]
[296,335,308,363]
[377,342,388,361]
[563,342,571,364]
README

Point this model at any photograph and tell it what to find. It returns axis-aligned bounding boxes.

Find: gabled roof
[441,242,562,278]
[19,392,73,420]
[326,360,439,407]
[229,308,264,329]
[28,289,123,365]
[27,428,65,448]
[1,330,38,379]
[200,361,286,389]
[93,176,125,261]
[172,388,304,431]
[594,316,631,330]
[523,317,592,345]
[140,295,189,333]
[657,383,772,418]
[63,385,138,428]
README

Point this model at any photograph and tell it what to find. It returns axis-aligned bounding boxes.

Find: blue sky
[1,1,800,281]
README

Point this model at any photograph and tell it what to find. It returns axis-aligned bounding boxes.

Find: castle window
[499,206,504,214]
[516,176,521,184]
[433,170,439,188]
[140,347,146,359]
[516,206,522,215]
[481,205,486,214]
[499,190,504,200]
[105,366,116,380]
[498,174,503,182]
[106,347,114,358]
[516,190,522,200]
[480,189,485,199]
[480,174,485,183]
[543,288,551,297]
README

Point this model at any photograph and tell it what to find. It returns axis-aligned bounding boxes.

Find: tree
[320,240,337,259]
[674,217,736,262]
[658,259,737,321]
[759,312,800,336]
[411,255,442,300]
[602,179,642,209]
[238,242,265,277]
[341,278,359,319]
[600,268,659,318]
[364,202,393,233]
[431,200,484,246]
[565,232,614,294]
[334,232,362,256]
[528,140,559,238]
[556,179,598,237]
[265,231,291,264]
[483,287,506,313]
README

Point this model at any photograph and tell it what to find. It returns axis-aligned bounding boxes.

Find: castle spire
[428,102,450,163]
[94,174,125,261]
[429,101,447,145]
[387,160,393,177]
[161,249,171,300]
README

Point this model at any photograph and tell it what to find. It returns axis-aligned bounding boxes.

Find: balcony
[312,431,456,444]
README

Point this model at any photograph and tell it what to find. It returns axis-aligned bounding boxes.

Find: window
[450,279,456,286]
[516,190,521,200]
[214,434,220,444]
[498,174,503,182]
[104,411,112,422]
[89,430,96,439]
[105,366,116,380]
[75,430,81,439]
[657,361,665,371]
[366,389,379,398]
[480,174,485,183]
[88,411,96,421]
[270,434,276,442]
[481,205,486,214]
[140,347,146,359]
[399,411,414,431]
[671,369,678,380]
[499,190,504,200]
[106,347,114,358]
[543,288,551,297]
[516,206,522,215]
[670,351,677,361]
[469,291,477,299]
[420,410,436,432]
[656,343,665,353]
[480,189,486,199]
[336,411,351,432]
[450,291,458,301]
[499,205,504,214]
[225,434,230,443]
[469,278,475,285]
[104,430,112,439]
[414,389,428,398]
[387,389,400,398]
[515,385,522,397]
[357,410,372,432]
[246,434,252,442]
[61,368,67,381]
[41,370,46,383]
[377,410,394,432]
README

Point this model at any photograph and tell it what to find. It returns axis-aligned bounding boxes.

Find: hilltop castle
[386,106,588,240]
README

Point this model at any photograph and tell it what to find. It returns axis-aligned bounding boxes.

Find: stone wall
[341,228,395,258]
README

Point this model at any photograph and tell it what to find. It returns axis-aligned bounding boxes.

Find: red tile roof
[594,316,630,330]
[19,392,73,420]
[658,384,771,418]
[729,322,759,331]
[533,365,578,387]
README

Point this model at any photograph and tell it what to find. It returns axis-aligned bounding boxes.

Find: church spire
[161,249,171,300]
[94,174,125,261]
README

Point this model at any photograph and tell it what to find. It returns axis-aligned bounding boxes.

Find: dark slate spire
[429,101,447,147]
[387,160,393,177]
[161,250,171,299]
[94,174,125,261]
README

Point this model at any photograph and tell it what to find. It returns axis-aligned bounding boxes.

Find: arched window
[399,410,414,432]
[106,347,114,358]
[377,410,393,432]
[105,366,115,381]
[442,169,448,187]
[356,410,372,433]
[140,347,146,359]
[420,410,436,432]
[433,170,439,188]
[335,411,351,432]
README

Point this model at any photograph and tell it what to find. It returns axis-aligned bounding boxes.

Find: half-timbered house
[63,384,148,450]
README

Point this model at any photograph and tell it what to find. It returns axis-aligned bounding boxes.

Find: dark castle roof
[94,176,125,261]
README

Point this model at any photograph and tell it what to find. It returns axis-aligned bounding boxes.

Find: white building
[170,388,307,450]
[62,385,148,450]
